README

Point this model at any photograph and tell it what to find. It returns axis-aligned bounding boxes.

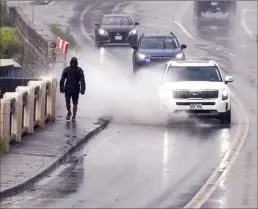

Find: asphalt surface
[1,1,257,208]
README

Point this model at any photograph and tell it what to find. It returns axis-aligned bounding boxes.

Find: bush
[0,27,23,59]
[0,136,9,157]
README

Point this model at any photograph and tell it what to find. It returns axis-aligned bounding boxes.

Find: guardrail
[0,76,57,151]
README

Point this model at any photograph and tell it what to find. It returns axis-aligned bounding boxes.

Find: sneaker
[72,117,76,122]
[66,112,71,120]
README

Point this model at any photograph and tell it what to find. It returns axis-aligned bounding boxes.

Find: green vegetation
[0,27,23,59]
[50,24,78,49]
[0,2,23,60]
[0,136,9,157]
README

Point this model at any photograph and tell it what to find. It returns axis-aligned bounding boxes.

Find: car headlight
[222,88,229,100]
[129,29,137,35]
[175,52,184,59]
[98,29,107,35]
[137,53,147,60]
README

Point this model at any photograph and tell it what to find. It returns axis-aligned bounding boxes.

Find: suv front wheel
[220,109,231,125]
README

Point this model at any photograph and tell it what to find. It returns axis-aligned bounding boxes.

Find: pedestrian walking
[60,57,86,122]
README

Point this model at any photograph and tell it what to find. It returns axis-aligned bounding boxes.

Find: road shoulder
[0,117,109,200]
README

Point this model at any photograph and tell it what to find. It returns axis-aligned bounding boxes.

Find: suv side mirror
[224,76,233,84]
[131,45,137,50]
[134,22,139,26]
[181,44,187,49]
[95,23,100,27]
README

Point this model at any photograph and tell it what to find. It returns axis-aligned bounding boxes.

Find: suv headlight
[175,52,184,59]
[222,88,229,100]
[137,53,148,60]
[129,29,137,35]
[98,29,107,35]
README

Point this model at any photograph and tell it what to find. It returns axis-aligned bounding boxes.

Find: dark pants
[65,92,79,109]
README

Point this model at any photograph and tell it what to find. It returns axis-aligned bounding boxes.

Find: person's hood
[70,57,78,67]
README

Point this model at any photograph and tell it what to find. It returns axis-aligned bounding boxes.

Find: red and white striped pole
[56,37,69,68]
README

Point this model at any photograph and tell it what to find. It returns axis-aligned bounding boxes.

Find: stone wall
[7,6,56,77]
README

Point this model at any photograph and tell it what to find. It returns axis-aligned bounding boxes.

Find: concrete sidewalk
[0,76,109,199]
[0,0,110,201]
[0,115,109,199]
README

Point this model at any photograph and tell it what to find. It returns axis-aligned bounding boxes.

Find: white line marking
[184,90,250,208]
[241,9,257,39]
[78,4,249,208]
[171,2,250,208]
[79,2,128,64]
[174,1,197,41]
[79,2,99,41]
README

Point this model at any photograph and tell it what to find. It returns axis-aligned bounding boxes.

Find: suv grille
[108,32,128,40]
[150,56,172,62]
[173,90,219,99]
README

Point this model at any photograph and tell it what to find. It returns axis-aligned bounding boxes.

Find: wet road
[1,1,256,208]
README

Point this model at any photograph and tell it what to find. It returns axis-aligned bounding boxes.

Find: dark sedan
[132,33,187,73]
[94,14,139,47]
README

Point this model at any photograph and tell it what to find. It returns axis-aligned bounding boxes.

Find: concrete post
[16,86,35,134]
[3,92,23,142]
[0,98,10,151]
[28,80,47,128]
[40,76,57,120]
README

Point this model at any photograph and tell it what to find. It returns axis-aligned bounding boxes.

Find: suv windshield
[140,37,179,49]
[166,66,223,82]
[101,16,132,25]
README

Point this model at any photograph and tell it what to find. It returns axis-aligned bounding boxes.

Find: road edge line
[0,118,110,201]
[184,92,250,208]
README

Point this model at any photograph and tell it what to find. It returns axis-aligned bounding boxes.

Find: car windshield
[101,16,132,25]
[166,66,223,82]
[140,37,179,49]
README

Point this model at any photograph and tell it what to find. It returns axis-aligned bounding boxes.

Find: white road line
[79,2,99,42]
[79,2,128,64]
[174,1,197,41]
[170,2,251,208]
[79,4,250,208]
[184,90,250,208]
[241,9,257,39]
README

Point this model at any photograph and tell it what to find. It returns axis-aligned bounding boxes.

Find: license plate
[190,104,202,110]
[211,1,218,6]
[115,36,122,40]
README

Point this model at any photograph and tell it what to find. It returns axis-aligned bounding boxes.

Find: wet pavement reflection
[1,1,256,208]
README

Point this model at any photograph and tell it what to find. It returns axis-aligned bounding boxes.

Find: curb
[0,118,110,201]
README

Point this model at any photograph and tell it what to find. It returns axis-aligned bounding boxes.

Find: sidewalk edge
[0,118,110,201]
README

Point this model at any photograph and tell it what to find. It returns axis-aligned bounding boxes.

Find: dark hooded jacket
[60,57,86,94]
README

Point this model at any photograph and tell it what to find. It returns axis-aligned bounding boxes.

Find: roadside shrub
[0,27,23,59]
[0,136,9,157]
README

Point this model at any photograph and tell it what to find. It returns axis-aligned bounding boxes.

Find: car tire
[95,41,102,48]
[133,64,139,74]
[95,36,102,48]
[220,109,231,125]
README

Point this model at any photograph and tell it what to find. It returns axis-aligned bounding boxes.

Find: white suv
[159,60,234,124]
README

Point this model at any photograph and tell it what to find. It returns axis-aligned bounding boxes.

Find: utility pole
[32,3,35,24]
